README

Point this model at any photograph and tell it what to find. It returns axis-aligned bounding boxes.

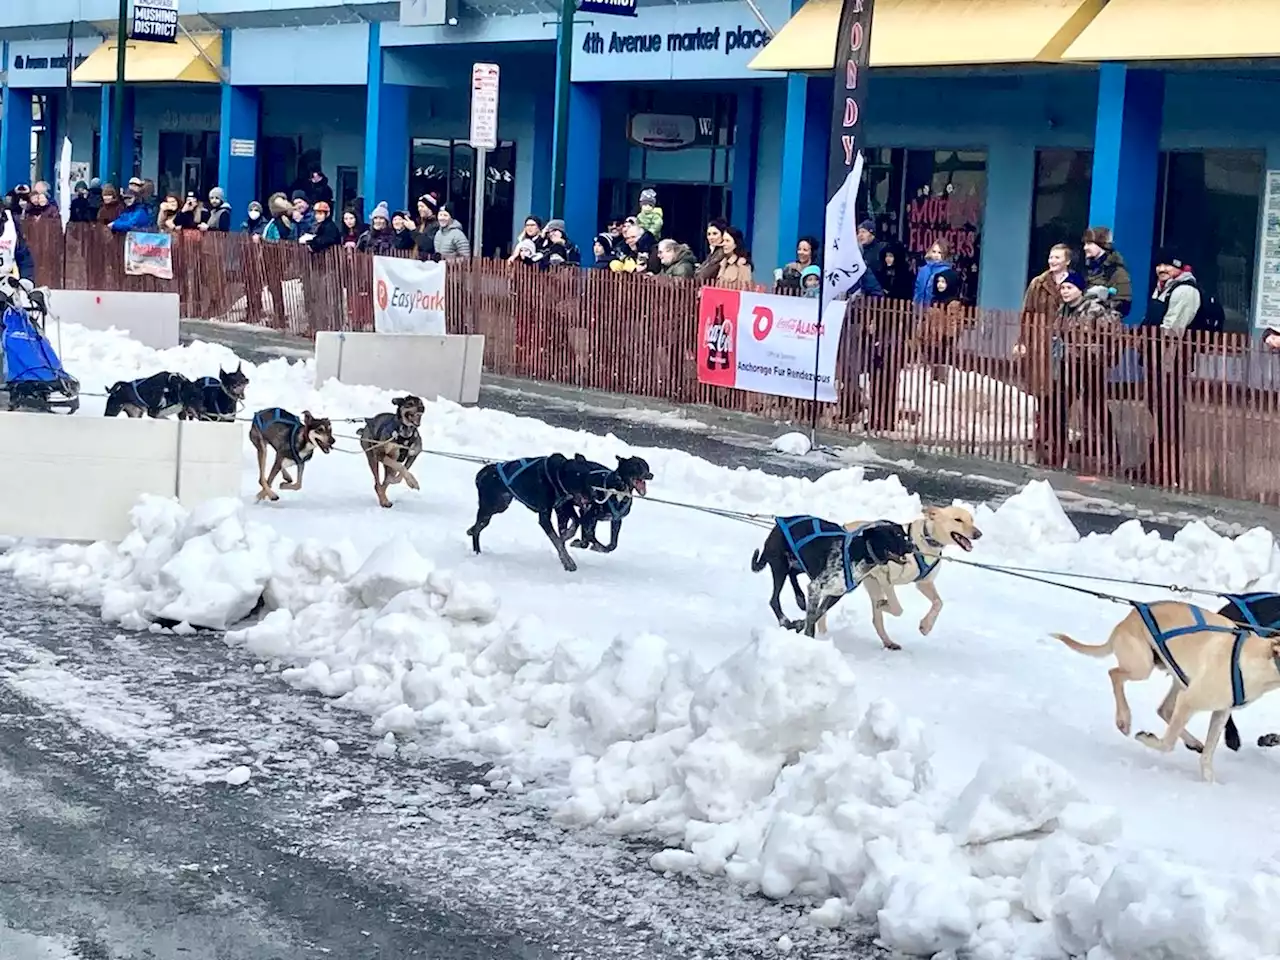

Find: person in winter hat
[536,218,580,266]
[509,215,544,264]
[358,202,397,255]
[201,186,230,232]
[242,200,267,237]
[290,189,315,233]
[414,193,440,261]
[635,187,663,239]
[69,181,94,223]
[1081,226,1132,316]
[391,209,417,251]
[589,232,615,269]
[800,264,822,298]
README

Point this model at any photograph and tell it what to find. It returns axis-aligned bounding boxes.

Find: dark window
[860,148,988,305]
[1155,150,1262,333]
[1028,149,1093,282]
[409,138,516,256]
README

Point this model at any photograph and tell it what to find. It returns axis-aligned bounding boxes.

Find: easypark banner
[372,256,447,334]
[696,288,845,402]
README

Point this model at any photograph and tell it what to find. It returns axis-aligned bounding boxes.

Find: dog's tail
[750,548,767,573]
[1050,632,1114,658]
[1224,715,1242,752]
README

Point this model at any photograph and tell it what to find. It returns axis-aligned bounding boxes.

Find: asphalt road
[0,578,885,960]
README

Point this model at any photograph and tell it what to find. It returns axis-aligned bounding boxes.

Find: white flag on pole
[58,137,72,231]
[821,150,868,311]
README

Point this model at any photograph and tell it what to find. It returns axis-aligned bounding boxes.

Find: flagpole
[61,20,74,291]
[821,0,876,449]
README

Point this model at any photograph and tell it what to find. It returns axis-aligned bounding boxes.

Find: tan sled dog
[816,506,982,649]
[1053,600,1280,782]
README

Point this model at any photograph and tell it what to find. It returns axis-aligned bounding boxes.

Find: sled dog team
[102,371,1280,783]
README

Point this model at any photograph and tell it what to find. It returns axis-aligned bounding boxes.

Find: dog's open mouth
[633,478,648,496]
[951,532,974,552]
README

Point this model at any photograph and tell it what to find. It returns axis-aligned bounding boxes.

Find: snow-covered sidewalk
[5,322,1280,959]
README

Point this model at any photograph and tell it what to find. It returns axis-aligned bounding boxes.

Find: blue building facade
[0,0,1278,330]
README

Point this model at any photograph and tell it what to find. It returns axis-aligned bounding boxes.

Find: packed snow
[6,321,1280,959]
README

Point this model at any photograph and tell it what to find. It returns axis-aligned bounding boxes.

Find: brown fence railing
[23,219,1280,505]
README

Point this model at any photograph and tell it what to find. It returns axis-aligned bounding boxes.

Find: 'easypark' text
[388,287,445,314]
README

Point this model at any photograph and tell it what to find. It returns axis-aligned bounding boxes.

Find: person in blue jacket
[108,187,154,233]
[0,203,35,281]
[913,238,955,306]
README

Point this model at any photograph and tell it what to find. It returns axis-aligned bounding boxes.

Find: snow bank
[7,490,1280,959]
[7,323,1280,959]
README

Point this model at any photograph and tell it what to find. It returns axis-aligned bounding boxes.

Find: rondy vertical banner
[822,0,875,309]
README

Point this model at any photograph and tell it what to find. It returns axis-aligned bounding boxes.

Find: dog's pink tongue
[635,479,647,496]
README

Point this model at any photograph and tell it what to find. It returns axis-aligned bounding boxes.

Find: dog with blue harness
[357,395,425,509]
[103,371,191,418]
[814,506,982,650]
[1212,592,1280,751]
[1053,598,1280,783]
[468,452,614,571]
[178,365,249,422]
[551,454,653,554]
[751,515,916,638]
[249,407,335,502]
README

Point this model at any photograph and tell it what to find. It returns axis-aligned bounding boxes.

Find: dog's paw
[561,557,578,573]
[918,617,936,635]
[405,474,421,490]
[1259,733,1280,748]
[570,538,589,549]
[1135,731,1158,747]
[1183,741,1204,754]
[882,640,902,651]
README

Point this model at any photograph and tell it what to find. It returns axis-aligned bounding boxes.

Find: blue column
[776,74,830,269]
[731,87,759,248]
[1,78,34,190]
[99,84,136,185]
[530,89,554,220]
[562,82,601,247]
[98,85,112,179]
[1089,64,1163,325]
[218,30,260,215]
[363,23,409,212]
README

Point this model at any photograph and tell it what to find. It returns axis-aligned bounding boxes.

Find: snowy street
[0,576,882,959]
[6,321,1280,958]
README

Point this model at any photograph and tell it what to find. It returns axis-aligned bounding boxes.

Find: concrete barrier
[0,414,241,542]
[51,290,181,350]
[313,332,484,404]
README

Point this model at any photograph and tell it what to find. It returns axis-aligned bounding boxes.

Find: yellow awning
[1064,0,1280,61]
[750,0,1104,72]
[73,33,221,84]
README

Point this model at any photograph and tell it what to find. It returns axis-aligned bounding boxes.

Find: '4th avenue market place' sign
[581,24,769,55]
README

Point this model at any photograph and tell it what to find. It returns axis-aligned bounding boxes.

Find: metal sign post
[468,62,499,258]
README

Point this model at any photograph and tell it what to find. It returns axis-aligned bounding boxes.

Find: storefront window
[1028,149,1092,281]
[1156,150,1262,332]
[410,138,516,255]
[860,148,987,305]
[604,90,736,250]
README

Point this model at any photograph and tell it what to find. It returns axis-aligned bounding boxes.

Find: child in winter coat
[635,188,663,239]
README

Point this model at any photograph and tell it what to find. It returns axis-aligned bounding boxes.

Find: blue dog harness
[583,464,633,521]
[252,407,304,464]
[1133,600,1257,708]
[775,515,872,593]
[497,457,571,512]
[195,376,237,419]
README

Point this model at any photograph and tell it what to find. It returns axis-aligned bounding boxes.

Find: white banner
[372,256,448,334]
[697,288,845,402]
